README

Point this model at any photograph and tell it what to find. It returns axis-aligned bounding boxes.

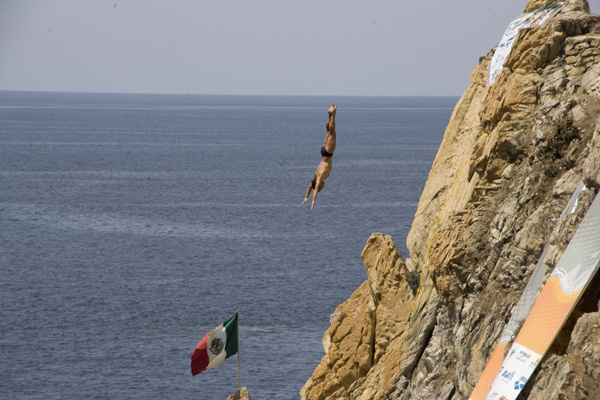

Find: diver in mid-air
[301,104,337,209]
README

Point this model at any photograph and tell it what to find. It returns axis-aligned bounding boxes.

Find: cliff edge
[301,0,600,399]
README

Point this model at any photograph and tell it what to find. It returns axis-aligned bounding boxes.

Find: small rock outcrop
[302,0,600,399]
[227,387,251,400]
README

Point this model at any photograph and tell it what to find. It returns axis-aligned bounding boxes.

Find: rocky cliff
[301,1,600,399]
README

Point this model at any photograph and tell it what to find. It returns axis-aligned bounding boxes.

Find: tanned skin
[301,104,336,209]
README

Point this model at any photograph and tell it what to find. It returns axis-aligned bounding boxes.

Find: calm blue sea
[0,91,456,399]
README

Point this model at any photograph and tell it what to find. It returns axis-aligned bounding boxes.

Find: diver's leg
[323,104,336,153]
[326,104,336,135]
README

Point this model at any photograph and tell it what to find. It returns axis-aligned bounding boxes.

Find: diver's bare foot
[328,104,337,115]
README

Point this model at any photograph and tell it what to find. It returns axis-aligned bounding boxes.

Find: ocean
[0,91,456,399]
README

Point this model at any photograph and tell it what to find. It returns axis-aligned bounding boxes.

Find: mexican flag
[191,312,238,376]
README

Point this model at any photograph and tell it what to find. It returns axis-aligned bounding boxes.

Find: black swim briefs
[321,146,333,157]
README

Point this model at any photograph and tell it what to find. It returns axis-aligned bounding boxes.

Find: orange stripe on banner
[469,342,508,400]
[515,276,581,355]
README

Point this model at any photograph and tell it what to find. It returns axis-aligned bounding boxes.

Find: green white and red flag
[191,312,238,376]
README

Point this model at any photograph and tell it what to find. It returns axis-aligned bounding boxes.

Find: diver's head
[311,177,325,192]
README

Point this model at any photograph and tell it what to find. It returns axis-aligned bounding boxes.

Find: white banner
[485,343,542,400]
[488,3,565,85]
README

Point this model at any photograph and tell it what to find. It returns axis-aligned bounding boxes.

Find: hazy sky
[1,0,598,96]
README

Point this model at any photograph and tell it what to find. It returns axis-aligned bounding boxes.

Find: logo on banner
[514,376,527,390]
[501,369,515,382]
[528,358,540,368]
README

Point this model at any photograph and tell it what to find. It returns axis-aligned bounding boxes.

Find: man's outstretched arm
[311,178,321,209]
[301,184,313,205]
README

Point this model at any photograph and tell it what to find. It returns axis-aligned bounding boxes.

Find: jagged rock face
[300,234,417,400]
[300,281,375,400]
[302,1,600,399]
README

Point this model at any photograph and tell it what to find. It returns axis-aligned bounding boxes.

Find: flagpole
[236,309,240,391]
